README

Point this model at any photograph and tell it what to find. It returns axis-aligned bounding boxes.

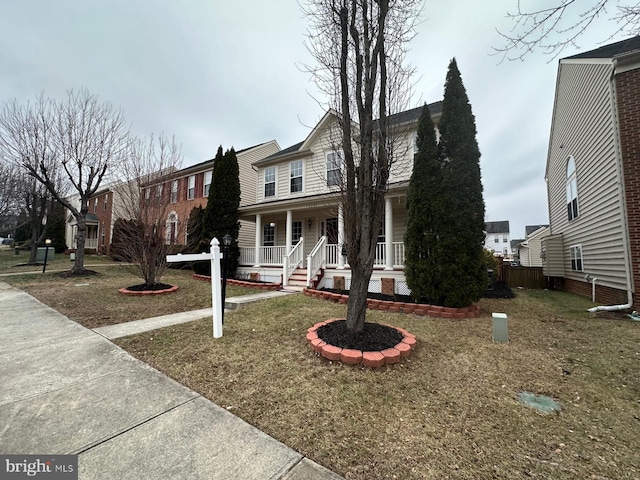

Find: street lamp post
[42,238,52,274]
[221,234,232,323]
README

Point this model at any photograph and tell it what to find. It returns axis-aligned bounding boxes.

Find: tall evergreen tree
[437,58,486,307]
[201,146,241,277]
[47,200,68,253]
[404,104,443,303]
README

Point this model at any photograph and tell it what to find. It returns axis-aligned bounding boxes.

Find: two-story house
[517,225,549,267]
[153,141,280,248]
[235,102,443,291]
[65,188,116,255]
[65,141,280,255]
[543,35,640,308]
[484,221,511,258]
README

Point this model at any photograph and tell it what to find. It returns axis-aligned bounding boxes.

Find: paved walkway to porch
[93,289,299,339]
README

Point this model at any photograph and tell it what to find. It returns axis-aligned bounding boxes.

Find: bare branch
[494,0,640,62]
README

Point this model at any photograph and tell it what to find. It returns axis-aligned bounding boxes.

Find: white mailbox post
[167,238,223,338]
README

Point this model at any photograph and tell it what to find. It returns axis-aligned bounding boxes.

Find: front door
[326,217,338,244]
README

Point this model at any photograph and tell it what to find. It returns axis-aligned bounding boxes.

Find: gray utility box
[36,247,55,262]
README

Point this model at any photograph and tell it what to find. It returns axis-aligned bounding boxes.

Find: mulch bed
[123,283,174,292]
[59,269,99,278]
[316,320,404,351]
[321,280,514,303]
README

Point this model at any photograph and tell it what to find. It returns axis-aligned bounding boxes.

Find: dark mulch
[484,281,515,298]
[123,283,174,292]
[59,269,99,278]
[317,320,404,351]
[321,281,515,303]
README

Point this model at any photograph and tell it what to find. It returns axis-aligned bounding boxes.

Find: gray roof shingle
[565,35,640,59]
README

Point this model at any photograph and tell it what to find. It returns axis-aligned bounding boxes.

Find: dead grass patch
[3,266,264,328]
[114,290,640,479]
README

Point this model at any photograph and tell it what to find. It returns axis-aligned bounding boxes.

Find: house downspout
[588,61,634,313]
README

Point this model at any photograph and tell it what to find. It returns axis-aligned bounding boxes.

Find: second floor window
[156,184,163,203]
[566,156,579,221]
[326,152,341,187]
[290,160,303,193]
[204,171,212,197]
[93,198,98,213]
[171,180,178,203]
[264,167,276,198]
[187,175,195,200]
[103,194,108,211]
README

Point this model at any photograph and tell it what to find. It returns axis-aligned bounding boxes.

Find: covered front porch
[238,193,408,287]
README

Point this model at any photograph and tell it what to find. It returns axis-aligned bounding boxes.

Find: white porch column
[385,197,394,270]
[254,214,262,267]
[286,210,293,253]
[338,204,345,269]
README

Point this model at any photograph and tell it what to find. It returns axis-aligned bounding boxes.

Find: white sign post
[166,237,223,338]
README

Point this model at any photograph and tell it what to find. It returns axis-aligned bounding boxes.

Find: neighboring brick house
[160,141,280,248]
[543,35,640,308]
[484,221,511,258]
[65,188,116,254]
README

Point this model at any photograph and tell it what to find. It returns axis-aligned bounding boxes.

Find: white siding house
[543,36,640,307]
[236,102,444,290]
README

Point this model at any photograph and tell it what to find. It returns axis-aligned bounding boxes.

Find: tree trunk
[73,214,86,273]
[346,261,373,333]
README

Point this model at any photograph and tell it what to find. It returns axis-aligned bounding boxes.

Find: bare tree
[304,0,420,332]
[112,133,183,288]
[0,96,62,263]
[494,0,640,61]
[16,89,130,275]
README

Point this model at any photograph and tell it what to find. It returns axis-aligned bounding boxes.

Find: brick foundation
[560,278,629,306]
[381,277,395,297]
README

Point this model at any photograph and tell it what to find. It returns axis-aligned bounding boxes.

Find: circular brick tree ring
[307,318,417,367]
[118,285,179,295]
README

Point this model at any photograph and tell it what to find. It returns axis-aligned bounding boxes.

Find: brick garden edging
[191,274,281,291]
[118,285,179,295]
[302,287,481,318]
[306,318,417,367]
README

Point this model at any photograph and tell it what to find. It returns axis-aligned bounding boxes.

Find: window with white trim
[292,221,302,245]
[156,184,163,203]
[290,160,303,193]
[187,175,195,200]
[93,198,98,213]
[326,152,342,187]
[171,180,178,203]
[566,156,579,221]
[203,171,212,197]
[145,188,150,202]
[264,167,276,198]
[263,224,275,246]
[103,194,108,211]
[570,244,583,271]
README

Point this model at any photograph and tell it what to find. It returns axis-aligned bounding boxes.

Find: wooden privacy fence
[498,265,547,289]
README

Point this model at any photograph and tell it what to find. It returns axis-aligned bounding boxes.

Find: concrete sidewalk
[0,282,342,479]
[93,290,296,339]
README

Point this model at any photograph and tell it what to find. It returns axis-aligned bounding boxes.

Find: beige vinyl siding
[238,141,279,207]
[546,60,627,290]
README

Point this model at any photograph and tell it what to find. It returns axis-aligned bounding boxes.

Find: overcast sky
[0,1,630,240]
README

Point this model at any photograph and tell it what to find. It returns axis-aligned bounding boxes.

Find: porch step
[287,267,322,288]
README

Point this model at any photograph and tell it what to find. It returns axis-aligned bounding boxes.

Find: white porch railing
[239,247,255,265]
[283,238,304,286]
[373,243,386,267]
[393,242,405,267]
[326,244,340,266]
[79,238,98,250]
[306,236,327,286]
[324,242,406,268]
[259,246,287,265]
